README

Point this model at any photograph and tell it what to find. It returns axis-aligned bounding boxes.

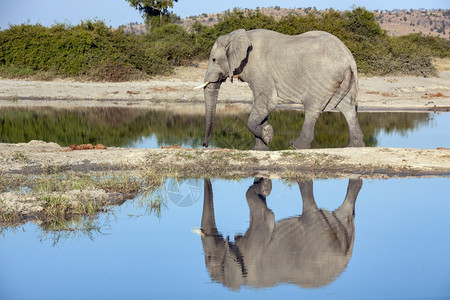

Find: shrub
[0,65,37,78]
[0,8,449,80]
[146,23,197,68]
[397,33,450,58]
[0,21,155,81]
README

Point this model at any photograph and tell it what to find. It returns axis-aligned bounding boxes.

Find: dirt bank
[2,141,449,179]
[0,63,449,111]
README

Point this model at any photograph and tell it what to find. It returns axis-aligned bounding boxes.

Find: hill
[376,9,449,39]
[120,7,450,41]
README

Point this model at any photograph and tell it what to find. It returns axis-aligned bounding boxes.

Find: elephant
[198,178,362,290]
[198,29,365,150]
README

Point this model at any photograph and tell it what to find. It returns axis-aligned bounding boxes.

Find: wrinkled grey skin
[203,29,365,150]
[200,178,362,290]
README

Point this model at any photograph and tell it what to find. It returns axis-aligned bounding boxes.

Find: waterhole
[0,107,449,149]
[1,107,449,299]
[1,177,449,299]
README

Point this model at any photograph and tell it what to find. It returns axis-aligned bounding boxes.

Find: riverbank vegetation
[0,8,449,81]
[0,170,167,244]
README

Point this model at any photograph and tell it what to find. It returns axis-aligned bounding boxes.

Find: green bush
[397,33,450,58]
[0,20,182,81]
[145,24,198,72]
[0,65,37,78]
[1,21,133,80]
[0,8,449,80]
[194,8,448,76]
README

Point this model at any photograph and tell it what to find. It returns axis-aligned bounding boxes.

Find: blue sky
[0,0,449,30]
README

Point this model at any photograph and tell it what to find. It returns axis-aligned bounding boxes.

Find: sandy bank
[0,65,449,111]
[1,141,449,179]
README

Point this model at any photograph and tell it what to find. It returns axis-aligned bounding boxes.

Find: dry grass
[154,61,207,82]
[434,58,450,71]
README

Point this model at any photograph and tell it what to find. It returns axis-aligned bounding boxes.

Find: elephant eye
[212,58,216,62]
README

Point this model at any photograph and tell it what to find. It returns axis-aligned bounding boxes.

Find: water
[1,177,449,299]
[1,107,449,298]
[375,112,449,148]
[0,107,449,149]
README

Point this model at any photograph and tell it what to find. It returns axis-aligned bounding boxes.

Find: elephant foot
[348,178,363,190]
[348,139,365,147]
[251,138,269,151]
[261,124,273,145]
[253,177,272,196]
[259,178,272,196]
[290,138,311,149]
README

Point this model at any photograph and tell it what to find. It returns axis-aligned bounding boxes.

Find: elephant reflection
[198,178,362,290]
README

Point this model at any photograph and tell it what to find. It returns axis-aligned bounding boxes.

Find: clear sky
[0,0,449,30]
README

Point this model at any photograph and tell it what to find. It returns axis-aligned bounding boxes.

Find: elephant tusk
[191,227,205,237]
[194,82,210,90]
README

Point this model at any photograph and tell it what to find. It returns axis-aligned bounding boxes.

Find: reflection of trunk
[201,178,243,290]
[201,179,218,235]
[203,84,220,147]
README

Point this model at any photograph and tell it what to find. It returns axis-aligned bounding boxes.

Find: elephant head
[200,29,252,147]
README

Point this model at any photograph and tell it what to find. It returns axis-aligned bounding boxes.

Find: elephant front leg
[291,110,320,149]
[248,118,274,151]
[247,107,274,151]
[250,119,274,151]
[252,137,270,151]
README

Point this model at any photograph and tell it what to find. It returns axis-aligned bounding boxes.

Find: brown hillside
[120,7,450,41]
[376,9,449,40]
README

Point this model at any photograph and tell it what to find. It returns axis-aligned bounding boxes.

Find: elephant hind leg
[336,79,364,147]
[334,179,363,225]
[338,100,365,147]
[326,67,364,147]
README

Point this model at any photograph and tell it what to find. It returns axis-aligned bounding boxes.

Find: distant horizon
[0,0,448,30]
[3,7,450,29]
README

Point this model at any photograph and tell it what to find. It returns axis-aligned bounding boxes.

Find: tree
[126,0,178,27]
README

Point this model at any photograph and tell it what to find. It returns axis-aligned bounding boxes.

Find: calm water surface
[0,107,448,149]
[1,107,449,298]
[1,178,449,299]
[133,112,450,149]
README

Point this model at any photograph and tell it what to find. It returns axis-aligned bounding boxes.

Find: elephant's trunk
[203,83,221,147]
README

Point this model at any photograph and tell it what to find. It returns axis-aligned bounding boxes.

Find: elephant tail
[349,64,358,108]
[323,65,358,111]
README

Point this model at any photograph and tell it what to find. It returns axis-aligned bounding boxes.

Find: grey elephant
[197,29,365,150]
[198,178,362,290]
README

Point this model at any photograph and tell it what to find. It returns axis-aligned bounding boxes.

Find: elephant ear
[219,29,252,81]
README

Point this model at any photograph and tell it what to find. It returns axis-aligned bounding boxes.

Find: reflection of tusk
[191,227,205,237]
[194,82,209,90]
